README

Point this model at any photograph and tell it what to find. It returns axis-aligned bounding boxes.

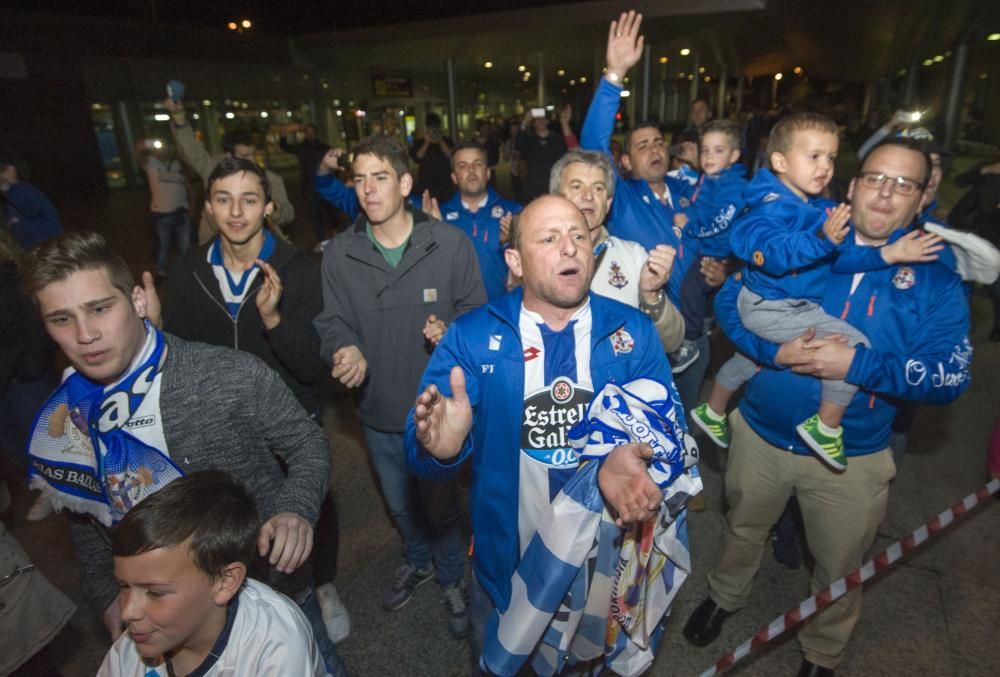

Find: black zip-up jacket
[163,237,324,413]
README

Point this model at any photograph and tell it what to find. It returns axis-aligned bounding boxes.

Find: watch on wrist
[640,289,666,316]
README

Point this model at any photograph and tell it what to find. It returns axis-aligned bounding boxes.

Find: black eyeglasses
[858,172,925,196]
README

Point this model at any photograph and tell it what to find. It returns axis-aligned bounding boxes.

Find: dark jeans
[152,208,191,274]
[679,258,714,342]
[298,587,349,676]
[674,333,711,414]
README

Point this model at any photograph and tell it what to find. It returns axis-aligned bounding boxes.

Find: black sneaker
[441,580,470,639]
[382,562,435,611]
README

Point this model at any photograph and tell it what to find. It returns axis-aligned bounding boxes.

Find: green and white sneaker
[690,403,730,448]
[796,415,847,471]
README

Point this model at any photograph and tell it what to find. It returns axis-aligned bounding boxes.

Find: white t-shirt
[517,302,594,554]
[590,235,649,309]
[98,578,329,677]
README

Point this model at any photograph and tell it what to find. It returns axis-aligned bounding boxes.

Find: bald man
[405,195,686,664]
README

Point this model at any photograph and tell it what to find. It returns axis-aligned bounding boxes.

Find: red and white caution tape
[699,478,1000,677]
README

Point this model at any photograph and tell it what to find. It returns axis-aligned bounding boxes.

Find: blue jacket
[716,244,971,457]
[404,289,679,612]
[678,163,748,258]
[439,188,522,301]
[730,168,890,301]
[581,78,697,305]
[3,182,63,250]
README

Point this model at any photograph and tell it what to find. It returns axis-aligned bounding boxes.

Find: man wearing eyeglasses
[684,137,972,677]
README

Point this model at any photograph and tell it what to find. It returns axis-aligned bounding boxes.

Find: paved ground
[3,166,999,676]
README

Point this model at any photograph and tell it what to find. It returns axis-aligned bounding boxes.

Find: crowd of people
[1,8,998,677]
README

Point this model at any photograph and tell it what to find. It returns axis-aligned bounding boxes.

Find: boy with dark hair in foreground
[99,471,330,676]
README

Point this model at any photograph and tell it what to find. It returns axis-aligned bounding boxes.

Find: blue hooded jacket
[677,163,748,258]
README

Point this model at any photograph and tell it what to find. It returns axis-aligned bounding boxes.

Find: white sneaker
[316,582,350,644]
[26,492,54,521]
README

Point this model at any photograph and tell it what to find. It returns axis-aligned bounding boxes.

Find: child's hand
[822,203,851,245]
[881,229,944,265]
[673,213,689,230]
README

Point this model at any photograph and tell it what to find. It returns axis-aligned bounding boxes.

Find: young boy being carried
[669,119,749,372]
[689,113,942,468]
[99,471,330,676]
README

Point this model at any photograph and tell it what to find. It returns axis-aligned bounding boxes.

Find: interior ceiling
[297,0,1000,84]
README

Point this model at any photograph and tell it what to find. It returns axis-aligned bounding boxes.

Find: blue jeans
[298,587,349,676]
[152,209,192,274]
[362,426,465,585]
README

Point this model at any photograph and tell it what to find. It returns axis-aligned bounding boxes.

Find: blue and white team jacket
[438,188,522,301]
[580,78,698,306]
[677,163,748,258]
[715,241,971,457]
[404,289,680,613]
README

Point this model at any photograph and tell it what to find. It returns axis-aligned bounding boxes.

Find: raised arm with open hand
[606,10,644,81]
[413,366,473,461]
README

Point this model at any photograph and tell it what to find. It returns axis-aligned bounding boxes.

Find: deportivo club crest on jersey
[610,328,634,355]
[893,266,916,289]
[608,261,628,289]
[491,205,505,218]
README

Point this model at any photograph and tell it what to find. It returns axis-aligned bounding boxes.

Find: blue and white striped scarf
[481,378,702,676]
[26,324,183,526]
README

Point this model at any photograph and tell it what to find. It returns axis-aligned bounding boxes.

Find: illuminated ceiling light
[922,58,934,66]
[620,89,631,97]
[557,69,565,76]
[241,19,252,29]
[680,48,691,56]
[988,33,1000,41]
[154,114,170,121]
[152,140,163,149]
[260,111,268,118]
[202,99,212,106]
[688,74,694,80]
[241,102,248,109]
[569,79,576,85]
[774,72,783,80]
[335,109,343,116]
[398,109,406,116]
[518,65,526,72]
[286,111,292,117]
[698,66,705,73]
[484,61,493,69]
[933,55,944,62]
[192,113,200,120]
[227,22,237,30]
[679,72,686,77]
[355,110,366,117]
[545,105,555,111]
[623,76,629,83]
[579,76,587,83]
[981,73,989,79]
[225,112,235,119]
[793,66,803,75]
[704,76,711,82]
[659,56,668,64]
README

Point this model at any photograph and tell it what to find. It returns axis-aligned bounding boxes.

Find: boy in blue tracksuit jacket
[689,114,941,470]
[403,288,681,628]
[670,120,749,371]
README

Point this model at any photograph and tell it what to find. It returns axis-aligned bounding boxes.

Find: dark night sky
[6,0,572,34]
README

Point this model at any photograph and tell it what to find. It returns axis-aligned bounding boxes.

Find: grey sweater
[68,334,332,614]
